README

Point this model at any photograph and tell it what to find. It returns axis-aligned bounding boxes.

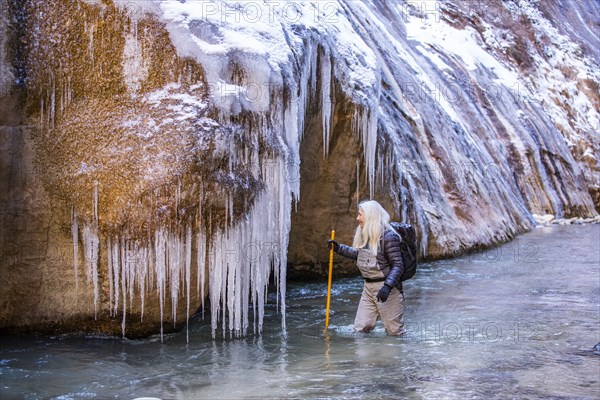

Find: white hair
[352,200,393,254]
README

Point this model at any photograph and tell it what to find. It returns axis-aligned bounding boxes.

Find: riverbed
[1,224,599,399]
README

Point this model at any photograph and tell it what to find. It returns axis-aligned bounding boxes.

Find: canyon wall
[0,0,597,337]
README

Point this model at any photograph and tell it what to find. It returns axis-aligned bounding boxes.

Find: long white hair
[352,200,393,254]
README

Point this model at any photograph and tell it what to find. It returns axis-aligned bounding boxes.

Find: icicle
[112,237,120,317]
[92,241,99,320]
[298,41,315,139]
[226,238,236,335]
[139,245,147,322]
[200,236,206,316]
[221,236,227,337]
[155,229,166,343]
[233,236,242,336]
[128,240,135,308]
[147,209,154,292]
[310,43,318,100]
[168,229,181,329]
[272,165,281,313]
[356,158,360,205]
[283,88,301,203]
[185,225,192,343]
[321,50,333,157]
[93,182,99,320]
[71,207,79,291]
[121,306,126,338]
[209,231,222,338]
[121,236,127,338]
[107,236,113,317]
[378,151,384,191]
[353,107,378,199]
[82,224,99,320]
[279,177,288,334]
[197,230,206,320]
[240,223,249,336]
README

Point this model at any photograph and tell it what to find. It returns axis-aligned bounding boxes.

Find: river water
[1,224,599,399]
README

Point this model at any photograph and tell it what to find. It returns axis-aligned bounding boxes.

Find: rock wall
[0,119,195,337]
[0,0,208,337]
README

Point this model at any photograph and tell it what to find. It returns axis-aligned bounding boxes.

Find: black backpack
[389,222,418,281]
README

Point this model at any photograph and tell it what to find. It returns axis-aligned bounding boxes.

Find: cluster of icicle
[71,160,292,342]
[68,43,356,342]
[66,0,385,341]
[73,207,199,342]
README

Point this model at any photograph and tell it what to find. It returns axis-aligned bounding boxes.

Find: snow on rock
[532,213,555,225]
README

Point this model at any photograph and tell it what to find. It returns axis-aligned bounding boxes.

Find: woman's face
[357,209,365,228]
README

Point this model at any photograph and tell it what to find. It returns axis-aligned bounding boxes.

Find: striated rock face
[0,0,598,336]
[291,0,599,272]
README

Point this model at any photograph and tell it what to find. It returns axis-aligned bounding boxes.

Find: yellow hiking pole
[325,230,335,329]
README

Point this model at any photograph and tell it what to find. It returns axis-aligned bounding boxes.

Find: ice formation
[16,0,597,338]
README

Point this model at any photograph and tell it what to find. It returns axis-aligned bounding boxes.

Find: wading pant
[354,281,405,336]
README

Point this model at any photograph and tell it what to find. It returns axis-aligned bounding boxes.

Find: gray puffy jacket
[336,229,404,290]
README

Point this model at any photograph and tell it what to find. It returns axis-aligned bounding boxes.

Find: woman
[329,200,405,335]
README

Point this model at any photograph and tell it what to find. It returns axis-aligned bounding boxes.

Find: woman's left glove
[376,284,392,302]
[328,240,339,252]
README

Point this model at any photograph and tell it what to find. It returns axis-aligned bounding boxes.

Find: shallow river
[1,224,599,399]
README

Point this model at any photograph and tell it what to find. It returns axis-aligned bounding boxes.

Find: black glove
[376,284,392,303]
[328,240,339,252]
